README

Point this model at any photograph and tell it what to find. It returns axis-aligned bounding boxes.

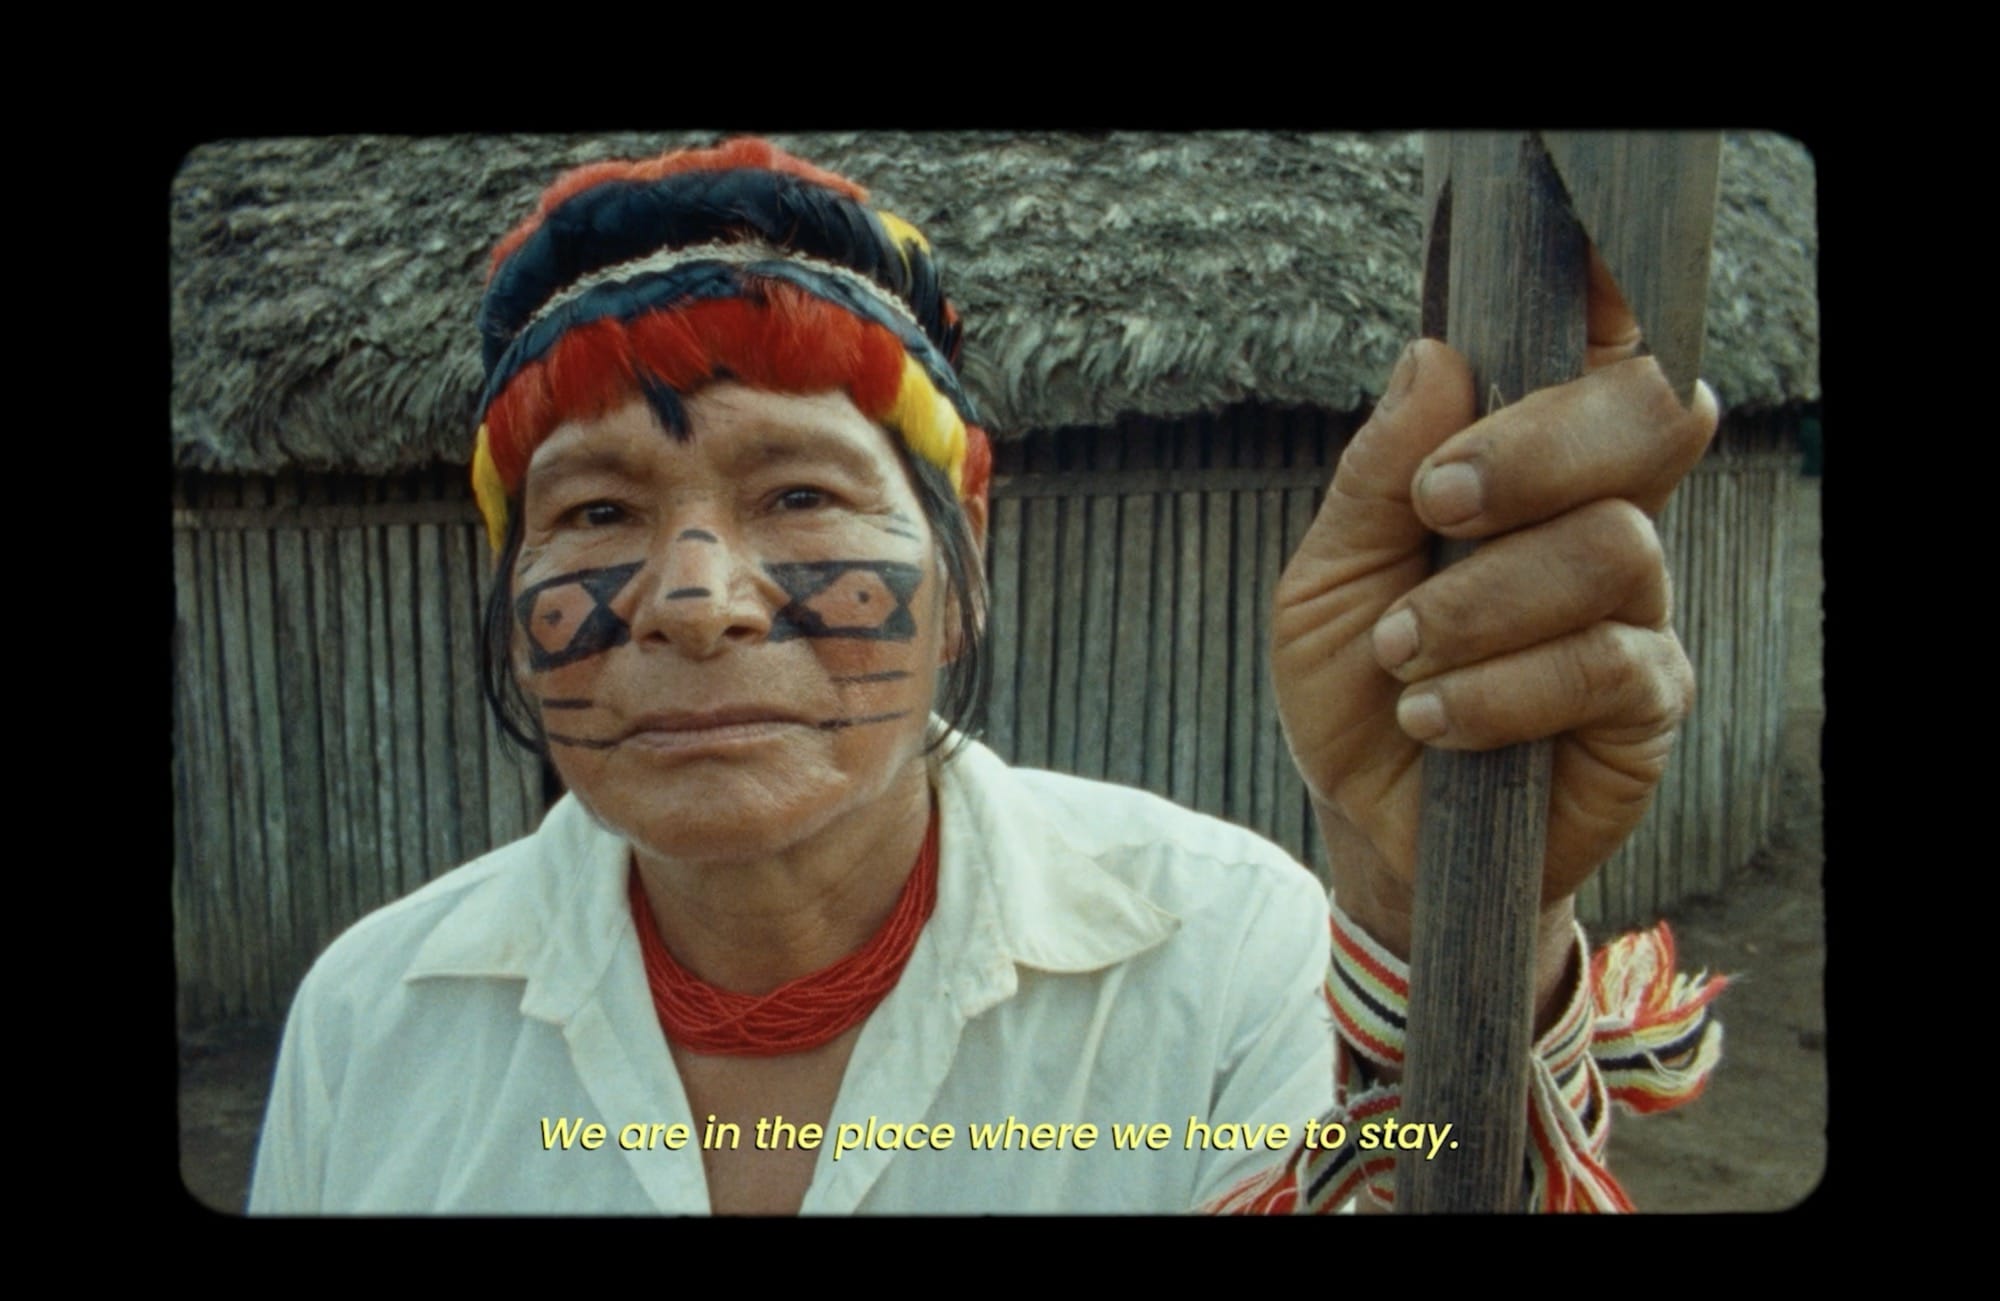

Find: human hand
[1271,260,1719,953]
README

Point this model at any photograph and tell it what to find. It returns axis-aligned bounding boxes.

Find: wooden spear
[1394,132,1720,1213]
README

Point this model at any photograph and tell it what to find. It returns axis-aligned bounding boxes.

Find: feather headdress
[471,138,992,553]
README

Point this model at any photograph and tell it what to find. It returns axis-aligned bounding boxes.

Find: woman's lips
[616,709,809,751]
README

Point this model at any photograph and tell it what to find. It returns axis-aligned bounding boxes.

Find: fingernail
[1397,692,1447,741]
[1376,342,1419,415]
[1419,462,1482,525]
[1373,609,1419,670]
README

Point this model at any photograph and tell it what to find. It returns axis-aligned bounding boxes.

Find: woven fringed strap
[1590,924,1729,1113]
[1206,901,1728,1215]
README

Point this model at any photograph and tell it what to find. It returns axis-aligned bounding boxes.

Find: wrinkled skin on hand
[1272,261,1719,952]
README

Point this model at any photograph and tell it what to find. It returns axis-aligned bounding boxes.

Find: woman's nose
[627,522,772,658]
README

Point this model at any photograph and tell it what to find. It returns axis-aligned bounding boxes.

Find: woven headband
[471,141,991,553]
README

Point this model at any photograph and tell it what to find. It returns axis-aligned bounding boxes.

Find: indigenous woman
[251,139,1724,1214]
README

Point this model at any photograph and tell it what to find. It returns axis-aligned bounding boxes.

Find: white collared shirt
[248,739,1335,1214]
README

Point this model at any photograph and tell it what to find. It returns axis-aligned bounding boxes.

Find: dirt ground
[1607,475,1826,1212]
[176,480,1826,1215]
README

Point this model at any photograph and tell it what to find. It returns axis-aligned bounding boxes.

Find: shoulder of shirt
[285,826,554,1009]
[954,742,1325,919]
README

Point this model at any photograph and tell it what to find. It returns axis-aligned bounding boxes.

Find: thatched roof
[171,132,1818,476]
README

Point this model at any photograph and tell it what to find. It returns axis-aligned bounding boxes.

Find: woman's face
[512,384,947,865]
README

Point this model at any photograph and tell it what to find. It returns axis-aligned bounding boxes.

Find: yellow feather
[876,210,930,253]
[471,425,510,555]
[887,356,966,495]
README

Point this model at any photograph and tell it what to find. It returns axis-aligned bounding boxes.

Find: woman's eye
[774,487,829,512]
[570,501,627,527]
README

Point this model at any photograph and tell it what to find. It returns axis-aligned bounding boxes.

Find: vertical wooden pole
[1397,132,1589,1213]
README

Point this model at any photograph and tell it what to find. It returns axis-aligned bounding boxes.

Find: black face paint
[831,670,913,685]
[665,587,711,599]
[765,560,923,642]
[515,562,643,671]
[863,511,923,542]
[540,697,595,710]
[678,529,719,543]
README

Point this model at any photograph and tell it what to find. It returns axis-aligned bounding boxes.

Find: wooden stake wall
[172,467,543,1029]
[984,406,1342,881]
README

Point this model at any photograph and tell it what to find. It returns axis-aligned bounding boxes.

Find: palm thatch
[171,132,1818,476]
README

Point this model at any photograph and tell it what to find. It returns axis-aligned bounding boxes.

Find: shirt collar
[932,736,1180,975]
[402,791,630,1023]
[400,734,1180,1022]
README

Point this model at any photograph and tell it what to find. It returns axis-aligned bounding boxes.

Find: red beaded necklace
[628,809,940,1057]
